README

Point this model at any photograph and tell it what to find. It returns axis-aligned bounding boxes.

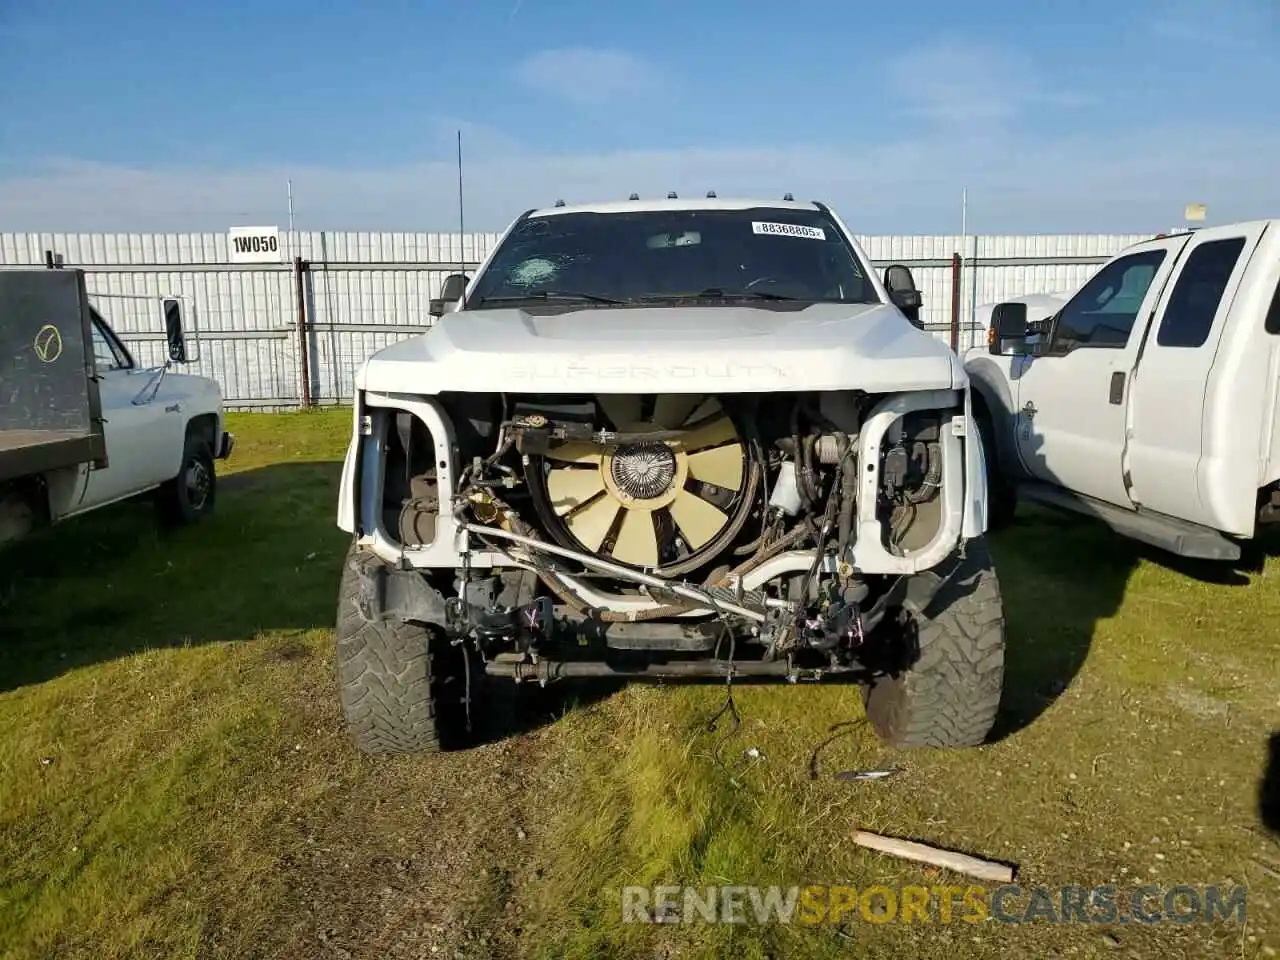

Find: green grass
[1,409,1278,959]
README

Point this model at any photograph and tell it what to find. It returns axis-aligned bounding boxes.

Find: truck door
[1125,223,1269,527]
[1013,237,1189,506]
[71,314,174,514]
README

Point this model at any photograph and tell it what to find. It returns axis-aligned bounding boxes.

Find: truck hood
[356,302,963,395]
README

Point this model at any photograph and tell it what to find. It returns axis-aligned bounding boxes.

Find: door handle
[1108,372,1125,405]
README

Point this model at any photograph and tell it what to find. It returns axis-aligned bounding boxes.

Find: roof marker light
[629,192,640,200]
[706,190,717,198]
[783,192,794,201]
[667,191,678,199]
[554,199,566,207]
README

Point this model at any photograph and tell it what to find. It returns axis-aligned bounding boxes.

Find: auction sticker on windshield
[752,222,826,240]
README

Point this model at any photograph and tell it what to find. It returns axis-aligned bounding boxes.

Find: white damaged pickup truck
[333,196,1004,755]
[965,219,1280,561]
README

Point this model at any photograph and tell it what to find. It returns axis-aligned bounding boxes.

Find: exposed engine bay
[353,389,968,683]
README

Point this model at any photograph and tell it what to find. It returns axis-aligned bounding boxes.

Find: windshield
[465,207,880,308]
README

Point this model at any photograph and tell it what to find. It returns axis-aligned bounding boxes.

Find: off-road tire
[976,411,1016,531]
[335,545,466,755]
[862,538,1005,748]
[156,432,216,527]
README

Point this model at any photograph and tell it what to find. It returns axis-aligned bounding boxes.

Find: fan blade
[678,414,738,453]
[687,444,744,491]
[566,496,621,552]
[544,442,606,465]
[599,394,643,428]
[611,509,659,567]
[684,397,721,424]
[546,467,607,516]
[669,490,730,549]
[652,394,703,429]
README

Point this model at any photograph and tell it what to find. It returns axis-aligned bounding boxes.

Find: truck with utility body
[0,267,234,547]
[334,195,1004,755]
[965,219,1280,561]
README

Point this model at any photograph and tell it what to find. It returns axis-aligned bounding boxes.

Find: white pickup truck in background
[0,267,234,547]
[964,219,1280,562]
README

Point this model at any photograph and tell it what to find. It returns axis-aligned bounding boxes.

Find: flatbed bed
[0,268,106,485]
[0,429,106,484]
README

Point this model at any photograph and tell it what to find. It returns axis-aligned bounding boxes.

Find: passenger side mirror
[429,273,469,318]
[163,297,189,363]
[988,302,1030,356]
[883,264,923,328]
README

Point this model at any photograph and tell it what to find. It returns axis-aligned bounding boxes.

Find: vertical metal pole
[294,255,312,408]
[44,249,55,269]
[969,234,980,330]
[950,253,962,352]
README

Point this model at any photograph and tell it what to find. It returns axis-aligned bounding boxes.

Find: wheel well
[970,391,996,454]
[185,413,218,452]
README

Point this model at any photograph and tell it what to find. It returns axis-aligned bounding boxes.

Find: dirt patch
[268,727,551,960]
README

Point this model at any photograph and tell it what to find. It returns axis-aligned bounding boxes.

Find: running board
[1018,482,1242,562]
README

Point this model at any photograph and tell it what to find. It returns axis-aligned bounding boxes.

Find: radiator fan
[531,394,750,572]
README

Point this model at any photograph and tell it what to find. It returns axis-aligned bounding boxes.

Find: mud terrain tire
[862,538,1005,748]
[335,545,466,755]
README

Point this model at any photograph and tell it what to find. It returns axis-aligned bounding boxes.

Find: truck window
[1265,272,1280,335]
[90,316,133,371]
[1053,250,1167,348]
[1155,238,1246,348]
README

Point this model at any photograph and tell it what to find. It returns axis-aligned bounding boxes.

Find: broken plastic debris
[833,768,902,782]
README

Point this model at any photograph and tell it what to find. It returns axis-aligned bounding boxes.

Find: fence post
[294,255,312,408]
[949,252,962,352]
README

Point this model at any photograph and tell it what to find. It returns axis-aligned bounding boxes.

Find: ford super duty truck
[332,195,1004,755]
[965,219,1280,561]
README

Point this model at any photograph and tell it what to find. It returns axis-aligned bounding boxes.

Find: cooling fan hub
[609,441,678,501]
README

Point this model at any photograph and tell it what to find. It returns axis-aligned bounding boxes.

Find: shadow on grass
[989,502,1280,743]
[0,462,351,693]
[1262,732,1280,836]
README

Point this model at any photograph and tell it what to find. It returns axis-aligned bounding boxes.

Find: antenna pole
[456,130,466,261]
[287,178,295,232]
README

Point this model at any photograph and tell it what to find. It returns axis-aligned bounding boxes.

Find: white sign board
[228,225,282,263]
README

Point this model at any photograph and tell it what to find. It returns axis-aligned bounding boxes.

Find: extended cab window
[1264,272,1280,335]
[1155,238,1246,348]
[1053,249,1167,348]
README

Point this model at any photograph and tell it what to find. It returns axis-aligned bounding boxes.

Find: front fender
[963,353,1025,482]
[336,393,363,534]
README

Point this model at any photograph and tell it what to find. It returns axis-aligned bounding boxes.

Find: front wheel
[862,538,1006,748]
[156,432,217,527]
[334,545,469,755]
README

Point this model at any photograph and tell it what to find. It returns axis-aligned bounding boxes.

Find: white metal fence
[0,230,1149,409]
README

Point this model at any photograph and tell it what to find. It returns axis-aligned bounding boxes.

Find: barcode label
[751,221,826,240]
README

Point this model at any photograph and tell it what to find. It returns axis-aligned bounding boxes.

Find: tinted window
[466,208,878,309]
[1054,250,1167,348]
[1156,238,1246,348]
[1265,272,1280,335]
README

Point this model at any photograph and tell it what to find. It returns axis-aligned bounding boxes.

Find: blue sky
[1,0,1277,234]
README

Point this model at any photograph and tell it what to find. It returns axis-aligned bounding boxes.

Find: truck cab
[965,219,1280,561]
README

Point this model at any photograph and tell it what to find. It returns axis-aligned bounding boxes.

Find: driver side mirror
[988,302,1030,356]
[429,273,469,318]
[163,297,188,363]
[883,264,923,328]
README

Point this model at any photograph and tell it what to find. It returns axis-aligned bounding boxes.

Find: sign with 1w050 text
[227,226,282,263]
